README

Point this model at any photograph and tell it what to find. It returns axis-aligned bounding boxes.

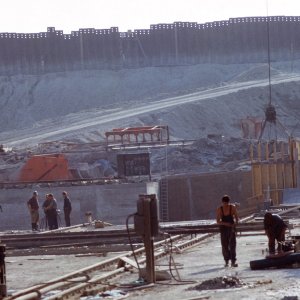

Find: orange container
[19,154,70,182]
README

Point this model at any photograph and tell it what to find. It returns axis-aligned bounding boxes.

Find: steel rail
[162,225,266,235]
[6,235,184,300]
[2,221,262,241]
[1,230,135,240]
[2,221,267,249]
[9,218,261,299]
[45,234,215,300]
[1,230,139,249]
[43,220,260,299]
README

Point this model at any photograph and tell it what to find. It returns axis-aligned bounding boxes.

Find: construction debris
[80,289,128,300]
[188,276,245,291]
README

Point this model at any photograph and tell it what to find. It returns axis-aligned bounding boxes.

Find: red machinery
[105,125,169,145]
[18,154,70,182]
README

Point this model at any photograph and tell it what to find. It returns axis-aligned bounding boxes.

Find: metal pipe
[8,235,183,299]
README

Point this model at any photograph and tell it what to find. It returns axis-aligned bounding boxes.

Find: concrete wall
[0,182,159,231]
[1,16,300,75]
[164,170,253,221]
[0,170,265,230]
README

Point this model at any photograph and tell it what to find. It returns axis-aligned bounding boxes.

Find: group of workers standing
[27,191,72,231]
[216,195,287,267]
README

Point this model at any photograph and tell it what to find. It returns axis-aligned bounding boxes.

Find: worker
[216,195,239,267]
[42,193,58,230]
[27,191,40,231]
[264,212,287,255]
[62,191,72,227]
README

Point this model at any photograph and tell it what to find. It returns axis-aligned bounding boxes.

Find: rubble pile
[189,276,245,291]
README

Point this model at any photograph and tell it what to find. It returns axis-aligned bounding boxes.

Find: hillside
[1,61,300,178]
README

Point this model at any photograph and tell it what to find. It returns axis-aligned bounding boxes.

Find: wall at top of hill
[0,16,300,75]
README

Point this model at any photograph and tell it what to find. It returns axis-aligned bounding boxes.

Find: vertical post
[270,141,278,203]
[143,197,155,284]
[280,142,284,161]
[135,194,158,283]
[80,33,84,70]
[265,142,270,203]
[291,139,298,188]
[258,142,262,161]
[265,142,269,161]
[174,26,178,65]
[0,244,6,298]
[281,142,286,189]
[273,141,277,161]
[250,144,254,163]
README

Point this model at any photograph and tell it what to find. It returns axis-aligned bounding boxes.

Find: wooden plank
[252,164,262,197]
[117,256,139,269]
[277,205,300,216]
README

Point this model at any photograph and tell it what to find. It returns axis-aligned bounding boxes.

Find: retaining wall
[0,182,158,231]
[0,16,300,75]
[0,170,260,231]
[164,170,253,221]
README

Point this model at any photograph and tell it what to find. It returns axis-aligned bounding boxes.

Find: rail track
[1,220,266,250]
[6,233,213,300]
[5,213,297,299]
[1,229,140,250]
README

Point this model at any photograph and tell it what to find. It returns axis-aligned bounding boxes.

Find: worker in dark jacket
[62,191,72,227]
[27,191,39,231]
[42,193,58,230]
[216,195,239,267]
[264,212,287,254]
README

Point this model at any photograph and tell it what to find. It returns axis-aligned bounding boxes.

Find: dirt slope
[1,61,300,176]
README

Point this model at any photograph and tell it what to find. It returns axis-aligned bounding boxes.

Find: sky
[0,0,300,34]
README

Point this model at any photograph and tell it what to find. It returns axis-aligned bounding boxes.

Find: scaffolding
[105,125,169,145]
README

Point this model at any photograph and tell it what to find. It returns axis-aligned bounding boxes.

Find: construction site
[1,14,300,300]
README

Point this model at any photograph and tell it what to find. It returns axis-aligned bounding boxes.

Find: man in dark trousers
[62,191,72,227]
[264,212,287,254]
[42,193,58,230]
[216,195,239,267]
[27,191,40,231]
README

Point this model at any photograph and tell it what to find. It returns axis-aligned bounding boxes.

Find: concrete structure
[250,140,299,205]
[0,168,265,231]
[4,159,297,231]
[160,170,253,221]
[1,16,300,74]
[0,181,158,230]
[0,169,256,231]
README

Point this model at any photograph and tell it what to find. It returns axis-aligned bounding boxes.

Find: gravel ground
[118,230,300,300]
[5,225,300,299]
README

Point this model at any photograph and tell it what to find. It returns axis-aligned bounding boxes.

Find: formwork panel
[252,164,262,196]
[166,177,191,221]
[165,170,252,221]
